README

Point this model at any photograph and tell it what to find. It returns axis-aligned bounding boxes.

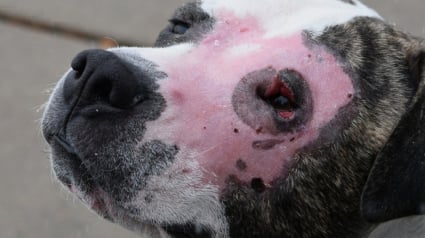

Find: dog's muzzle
[64,49,149,114]
[43,49,171,204]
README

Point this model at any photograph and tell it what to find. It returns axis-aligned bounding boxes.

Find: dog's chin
[51,148,213,238]
[51,157,111,220]
[67,186,212,238]
[75,185,112,220]
[48,135,110,218]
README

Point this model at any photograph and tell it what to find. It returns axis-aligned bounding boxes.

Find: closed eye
[169,19,191,35]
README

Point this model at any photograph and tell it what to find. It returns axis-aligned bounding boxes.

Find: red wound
[278,110,295,119]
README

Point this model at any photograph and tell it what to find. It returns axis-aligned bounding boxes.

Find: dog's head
[41,0,425,237]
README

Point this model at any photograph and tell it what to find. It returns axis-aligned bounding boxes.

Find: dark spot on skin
[251,178,266,193]
[252,139,285,150]
[203,126,207,130]
[182,168,191,174]
[348,94,353,98]
[236,159,247,171]
[225,174,242,186]
[290,137,296,142]
[256,127,263,134]
[234,128,239,133]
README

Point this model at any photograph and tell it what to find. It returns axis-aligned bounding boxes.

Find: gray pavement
[0,22,139,238]
[0,0,189,45]
[0,1,424,238]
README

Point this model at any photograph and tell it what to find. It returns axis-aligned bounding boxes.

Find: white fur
[129,157,228,238]
[201,0,381,38]
[112,43,194,69]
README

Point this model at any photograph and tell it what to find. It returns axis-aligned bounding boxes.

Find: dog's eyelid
[168,18,191,35]
[170,4,211,25]
[168,18,191,26]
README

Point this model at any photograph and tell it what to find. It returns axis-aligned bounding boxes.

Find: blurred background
[0,0,423,237]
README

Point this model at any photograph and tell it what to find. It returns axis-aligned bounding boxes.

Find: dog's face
[41,0,425,237]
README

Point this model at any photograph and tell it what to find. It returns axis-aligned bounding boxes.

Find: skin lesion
[251,139,286,150]
[236,159,248,171]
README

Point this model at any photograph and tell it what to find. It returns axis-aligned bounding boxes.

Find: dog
[41,0,425,237]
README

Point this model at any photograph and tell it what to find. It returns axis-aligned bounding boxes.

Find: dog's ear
[361,49,425,223]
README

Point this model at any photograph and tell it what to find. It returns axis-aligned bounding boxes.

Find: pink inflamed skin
[130,11,354,191]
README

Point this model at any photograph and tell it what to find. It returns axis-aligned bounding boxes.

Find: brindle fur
[220,17,425,238]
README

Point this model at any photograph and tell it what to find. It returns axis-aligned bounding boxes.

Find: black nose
[63,49,148,109]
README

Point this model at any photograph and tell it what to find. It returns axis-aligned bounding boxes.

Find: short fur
[41,1,425,238]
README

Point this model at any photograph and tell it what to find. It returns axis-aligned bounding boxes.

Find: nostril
[71,51,89,78]
[63,49,151,111]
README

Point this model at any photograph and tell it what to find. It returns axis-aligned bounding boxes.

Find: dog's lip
[53,134,78,155]
[52,134,111,219]
[51,134,87,187]
[69,184,112,220]
[88,189,112,219]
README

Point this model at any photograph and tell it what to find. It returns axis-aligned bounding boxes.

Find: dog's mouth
[54,134,78,156]
[52,134,112,219]
[52,135,87,191]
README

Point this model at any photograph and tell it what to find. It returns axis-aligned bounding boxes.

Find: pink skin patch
[142,11,354,191]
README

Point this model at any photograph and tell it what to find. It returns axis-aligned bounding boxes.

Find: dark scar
[236,159,247,171]
[252,139,285,150]
[251,178,266,193]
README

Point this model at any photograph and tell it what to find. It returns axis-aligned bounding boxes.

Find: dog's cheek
[120,156,229,235]
[139,11,356,190]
